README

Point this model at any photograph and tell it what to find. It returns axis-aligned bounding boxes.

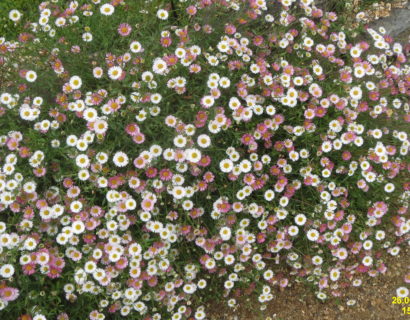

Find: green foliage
[0,0,42,38]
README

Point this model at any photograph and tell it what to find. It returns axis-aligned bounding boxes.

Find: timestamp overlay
[392,296,410,316]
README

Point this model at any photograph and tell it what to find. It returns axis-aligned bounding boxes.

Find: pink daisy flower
[160,37,172,48]
[22,263,36,275]
[197,180,208,191]
[203,171,214,183]
[117,23,132,36]
[159,168,173,181]
[141,198,154,211]
[132,132,145,144]
[189,64,201,73]
[0,287,19,301]
[145,167,157,178]
[186,5,197,16]
[125,123,140,136]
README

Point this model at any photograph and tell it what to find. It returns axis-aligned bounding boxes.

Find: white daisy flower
[354,66,365,78]
[100,4,115,16]
[70,200,83,213]
[172,186,186,199]
[150,93,162,104]
[0,93,12,105]
[94,119,108,134]
[25,70,37,82]
[329,268,340,281]
[185,148,201,163]
[362,256,373,266]
[306,229,319,241]
[93,67,103,78]
[96,151,108,164]
[152,58,167,74]
[350,46,362,58]
[130,41,142,53]
[108,66,123,80]
[157,9,169,20]
[69,75,82,89]
[219,77,231,88]
[384,183,395,193]
[217,41,230,53]
[23,181,37,193]
[113,151,129,167]
[294,214,307,226]
[349,86,362,100]
[23,237,37,250]
[175,47,186,58]
[9,10,22,22]
[264,189,275,201]
[288,225,299,236]
[76,154,90,168]
[239,159,251,173]
[396,287,409,298]
[173,135,187,148]
[201,95,215,108]
[0,264,15,278]
[303,37,314,47]
[220,159,233,173]
[197,134,211,148]
[83,107,98,122]
[219,227,232,241]
[82,32,93,42]
[321,141,332,153]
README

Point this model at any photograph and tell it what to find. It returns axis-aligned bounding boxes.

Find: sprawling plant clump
[0,0,409,319]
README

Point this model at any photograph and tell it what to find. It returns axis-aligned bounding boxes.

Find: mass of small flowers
[0,0,409,319]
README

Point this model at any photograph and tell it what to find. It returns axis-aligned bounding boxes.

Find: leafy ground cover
[0,1,409,320]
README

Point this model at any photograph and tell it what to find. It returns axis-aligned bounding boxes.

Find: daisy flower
[108,66,123,80]
[118,23,132,36]
[264,189,275,201]
[130,41,142,53]
[197,134,211,148]
[113,151,129,167]
[157,9,169,20]
[172,186,186,199]
[350,46,362,58]
[76,154,90,168]
[217,41,230,53]
[307,229,319,241]
[153,58,168,74]
[219,77,231,88]
[173,135,187,148]
[220,227,232,240]
[82,32,93,42]
[83,107,98,122]
[329,269,340,281]
[94,119,108,134]
[384,183,395,193]
[150,93,162,104]
[294,214,307,226]
[69,75,82,89]
[185,148,201,163]
[9,9,22,22]
[25,70,37,82]
[0,264,15,278]
[201,96,215,108]
[100,4,114,16]
[396,287,409,298]
[220,159,233,173]
[349,86,363,100]
[93,67,103,78]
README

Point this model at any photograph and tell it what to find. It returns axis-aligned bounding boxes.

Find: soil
[206,246,410,320]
